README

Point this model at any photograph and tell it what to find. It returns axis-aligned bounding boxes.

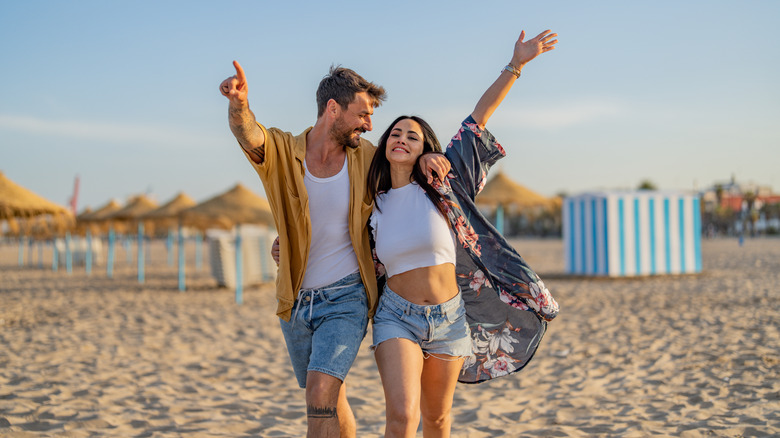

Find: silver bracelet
[503,64,521,78]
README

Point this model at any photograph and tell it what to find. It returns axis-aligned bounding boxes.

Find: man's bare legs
[306,371,355,438]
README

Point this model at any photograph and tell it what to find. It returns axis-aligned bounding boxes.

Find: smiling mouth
[391,147,409,153]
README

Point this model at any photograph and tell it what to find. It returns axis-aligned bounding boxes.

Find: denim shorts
[371,284,473,358]
[279,271,368,388]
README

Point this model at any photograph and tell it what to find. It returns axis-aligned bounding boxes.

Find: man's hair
[316,65,386,117]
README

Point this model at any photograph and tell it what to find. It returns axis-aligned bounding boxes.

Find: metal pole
[235,225,243,305]
[86,230,93,276]
[65,232,72,274]
[107,228,115,278]
[178,224,186,292]
[137,222,145,284]
[51,239,58,272]
[167,228,174,266]
[195,232,202,270]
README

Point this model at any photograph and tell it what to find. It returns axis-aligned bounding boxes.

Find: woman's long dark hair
[367,116,450,222]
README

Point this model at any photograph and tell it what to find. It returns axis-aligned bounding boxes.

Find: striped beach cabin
[563,191,702,276]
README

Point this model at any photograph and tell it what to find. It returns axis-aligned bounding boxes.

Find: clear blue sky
[2,0,778,211]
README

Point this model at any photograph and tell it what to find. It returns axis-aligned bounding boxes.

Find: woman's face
[385,118,425,168]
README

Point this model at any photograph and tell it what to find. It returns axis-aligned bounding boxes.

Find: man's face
[330,92,374,149]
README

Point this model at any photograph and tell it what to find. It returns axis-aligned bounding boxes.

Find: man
[219,61,448,437]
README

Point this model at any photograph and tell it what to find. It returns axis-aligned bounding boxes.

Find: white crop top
[370,182,456,278]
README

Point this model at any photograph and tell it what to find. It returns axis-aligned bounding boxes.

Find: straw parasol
[475,171,550,209]
[141,192,196,227]
[180,183,273,230]
[0,171,71,219]
[77,200,123,234]
[106,195,158,221]
[79,200,122,222]
[105,194,158,235]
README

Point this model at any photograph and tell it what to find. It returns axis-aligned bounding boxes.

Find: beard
[330,118,364,149]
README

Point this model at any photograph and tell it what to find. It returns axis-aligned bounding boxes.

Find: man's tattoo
[307,404,337,419]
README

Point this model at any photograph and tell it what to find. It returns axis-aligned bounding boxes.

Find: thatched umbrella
[476,171,550,235]
[104,195,158,284]
[78,200,122,232]
[141,192,197,278]
[476,171,550,208]
[106,195,158,222]
[0,171,70,219]
[0,171,73,268]
[141,192,196,228]
[180,184,273,230]
[180,183,274,302]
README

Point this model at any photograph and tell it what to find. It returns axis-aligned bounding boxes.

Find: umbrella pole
[66,232,72,274]
[496,204,505,235]
[178,223,186,292]
[167,228,174,266]
[195,232,202,270]
[51,239,58,272]
[125,234,132,263]
[86,230,93,276]
[17,236,24,266]
[107,227,115,278]
[28,237,33,266]
[137,222,145,284]
[38,240,43,269]
[235,225,243,305]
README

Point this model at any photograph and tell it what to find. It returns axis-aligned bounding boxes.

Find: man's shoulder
[358,138,377,157]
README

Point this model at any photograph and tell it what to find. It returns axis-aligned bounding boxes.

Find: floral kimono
[371,115,560,384]
[437,115,559,383]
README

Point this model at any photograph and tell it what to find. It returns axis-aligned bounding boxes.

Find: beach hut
[180,183,275,303]
[475,171,551,234]
[562,191,702,276]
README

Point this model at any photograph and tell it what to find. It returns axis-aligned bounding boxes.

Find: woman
[367,30,561,437]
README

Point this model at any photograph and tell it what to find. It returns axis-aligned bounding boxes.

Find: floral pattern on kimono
[438,116,559,383]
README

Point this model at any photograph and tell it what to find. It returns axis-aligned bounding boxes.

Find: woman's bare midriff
[386,263,459,305]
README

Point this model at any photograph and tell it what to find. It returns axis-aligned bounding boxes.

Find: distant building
[699,175,780,235]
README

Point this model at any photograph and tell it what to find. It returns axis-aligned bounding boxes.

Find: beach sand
[1,237,778,437]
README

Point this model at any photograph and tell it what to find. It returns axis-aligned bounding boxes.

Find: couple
[220,29,560,437]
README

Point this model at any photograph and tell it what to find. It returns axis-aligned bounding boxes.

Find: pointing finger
[233,60,247,87]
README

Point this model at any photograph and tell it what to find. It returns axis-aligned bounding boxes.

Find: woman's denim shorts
[371,284,473,359]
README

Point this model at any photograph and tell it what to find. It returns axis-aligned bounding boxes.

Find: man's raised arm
[219,60,266,164]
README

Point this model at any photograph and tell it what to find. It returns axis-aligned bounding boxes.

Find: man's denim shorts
[279,271,368,388]
[371,284,473,359]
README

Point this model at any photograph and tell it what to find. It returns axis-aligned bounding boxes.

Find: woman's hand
[510,30,558,68]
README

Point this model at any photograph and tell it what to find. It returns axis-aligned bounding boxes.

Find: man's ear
[326,98,340,119]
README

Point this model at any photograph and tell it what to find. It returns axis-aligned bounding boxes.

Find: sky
[1,0,779,212]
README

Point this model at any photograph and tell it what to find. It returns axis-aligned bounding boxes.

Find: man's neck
[305,121,347,178]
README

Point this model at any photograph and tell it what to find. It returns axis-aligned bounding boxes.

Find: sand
[1,237,778,437]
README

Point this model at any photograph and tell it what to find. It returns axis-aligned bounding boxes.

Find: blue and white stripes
[563,192,702,276]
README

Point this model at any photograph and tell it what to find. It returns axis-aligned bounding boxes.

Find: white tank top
[301,156,360,289]
[370,182,456,278]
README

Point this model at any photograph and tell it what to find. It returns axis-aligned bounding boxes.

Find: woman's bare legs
[376,340,465,437]
[375,338,425,437]
[419,354,464,437]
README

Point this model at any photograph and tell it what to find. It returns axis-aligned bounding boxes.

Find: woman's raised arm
[470,30,558,129]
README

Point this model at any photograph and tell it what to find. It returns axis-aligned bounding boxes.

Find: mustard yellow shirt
[241,122,377,321]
